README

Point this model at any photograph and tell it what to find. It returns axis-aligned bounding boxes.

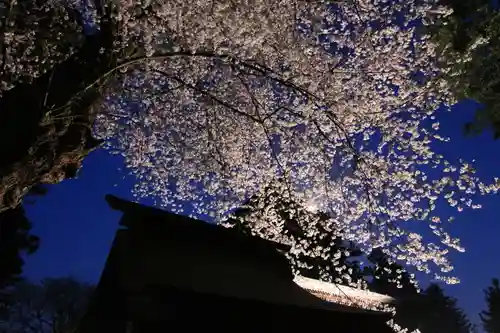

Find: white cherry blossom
[89,0,500,286]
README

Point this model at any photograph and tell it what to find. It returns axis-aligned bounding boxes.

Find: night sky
[22,100,500,324]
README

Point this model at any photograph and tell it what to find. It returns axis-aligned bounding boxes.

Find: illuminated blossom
[90,0,500,286]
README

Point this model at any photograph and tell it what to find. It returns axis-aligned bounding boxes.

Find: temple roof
[72,195,397,333]
[293,275,394,312]
[104,195,394,314]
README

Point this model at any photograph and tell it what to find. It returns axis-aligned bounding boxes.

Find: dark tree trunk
[0,10,116,212]
[0,3,118,291]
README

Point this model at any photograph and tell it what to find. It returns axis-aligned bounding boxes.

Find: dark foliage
[0,186,48,321]
[1,277,94,333]
[481,278,500,333]
[417,284,473,333]
[0,1,115,213]
[0,207,39,291]
[431,0,500,137]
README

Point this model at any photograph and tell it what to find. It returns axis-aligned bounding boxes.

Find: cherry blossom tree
[88,0,500,286]
[86,0,500,287]
[3,0,498,289]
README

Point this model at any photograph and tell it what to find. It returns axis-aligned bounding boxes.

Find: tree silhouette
[1,277,94,333]
[416,284,473,333]
[365,252,473,333]
[430,0,500,137]
[480,278,500,333]
[0,185,56,325]
[0,186,50,298]
[0,206,39,290]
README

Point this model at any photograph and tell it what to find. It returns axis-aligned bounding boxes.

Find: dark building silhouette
[78,195,394,332]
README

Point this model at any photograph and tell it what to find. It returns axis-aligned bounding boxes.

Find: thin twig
[42,69,55,109]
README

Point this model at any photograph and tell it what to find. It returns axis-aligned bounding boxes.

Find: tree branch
[149,68,262,124]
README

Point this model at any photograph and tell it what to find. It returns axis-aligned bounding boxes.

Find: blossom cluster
[0,0,83,92]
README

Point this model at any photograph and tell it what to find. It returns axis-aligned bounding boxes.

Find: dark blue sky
[22,100,500,324]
